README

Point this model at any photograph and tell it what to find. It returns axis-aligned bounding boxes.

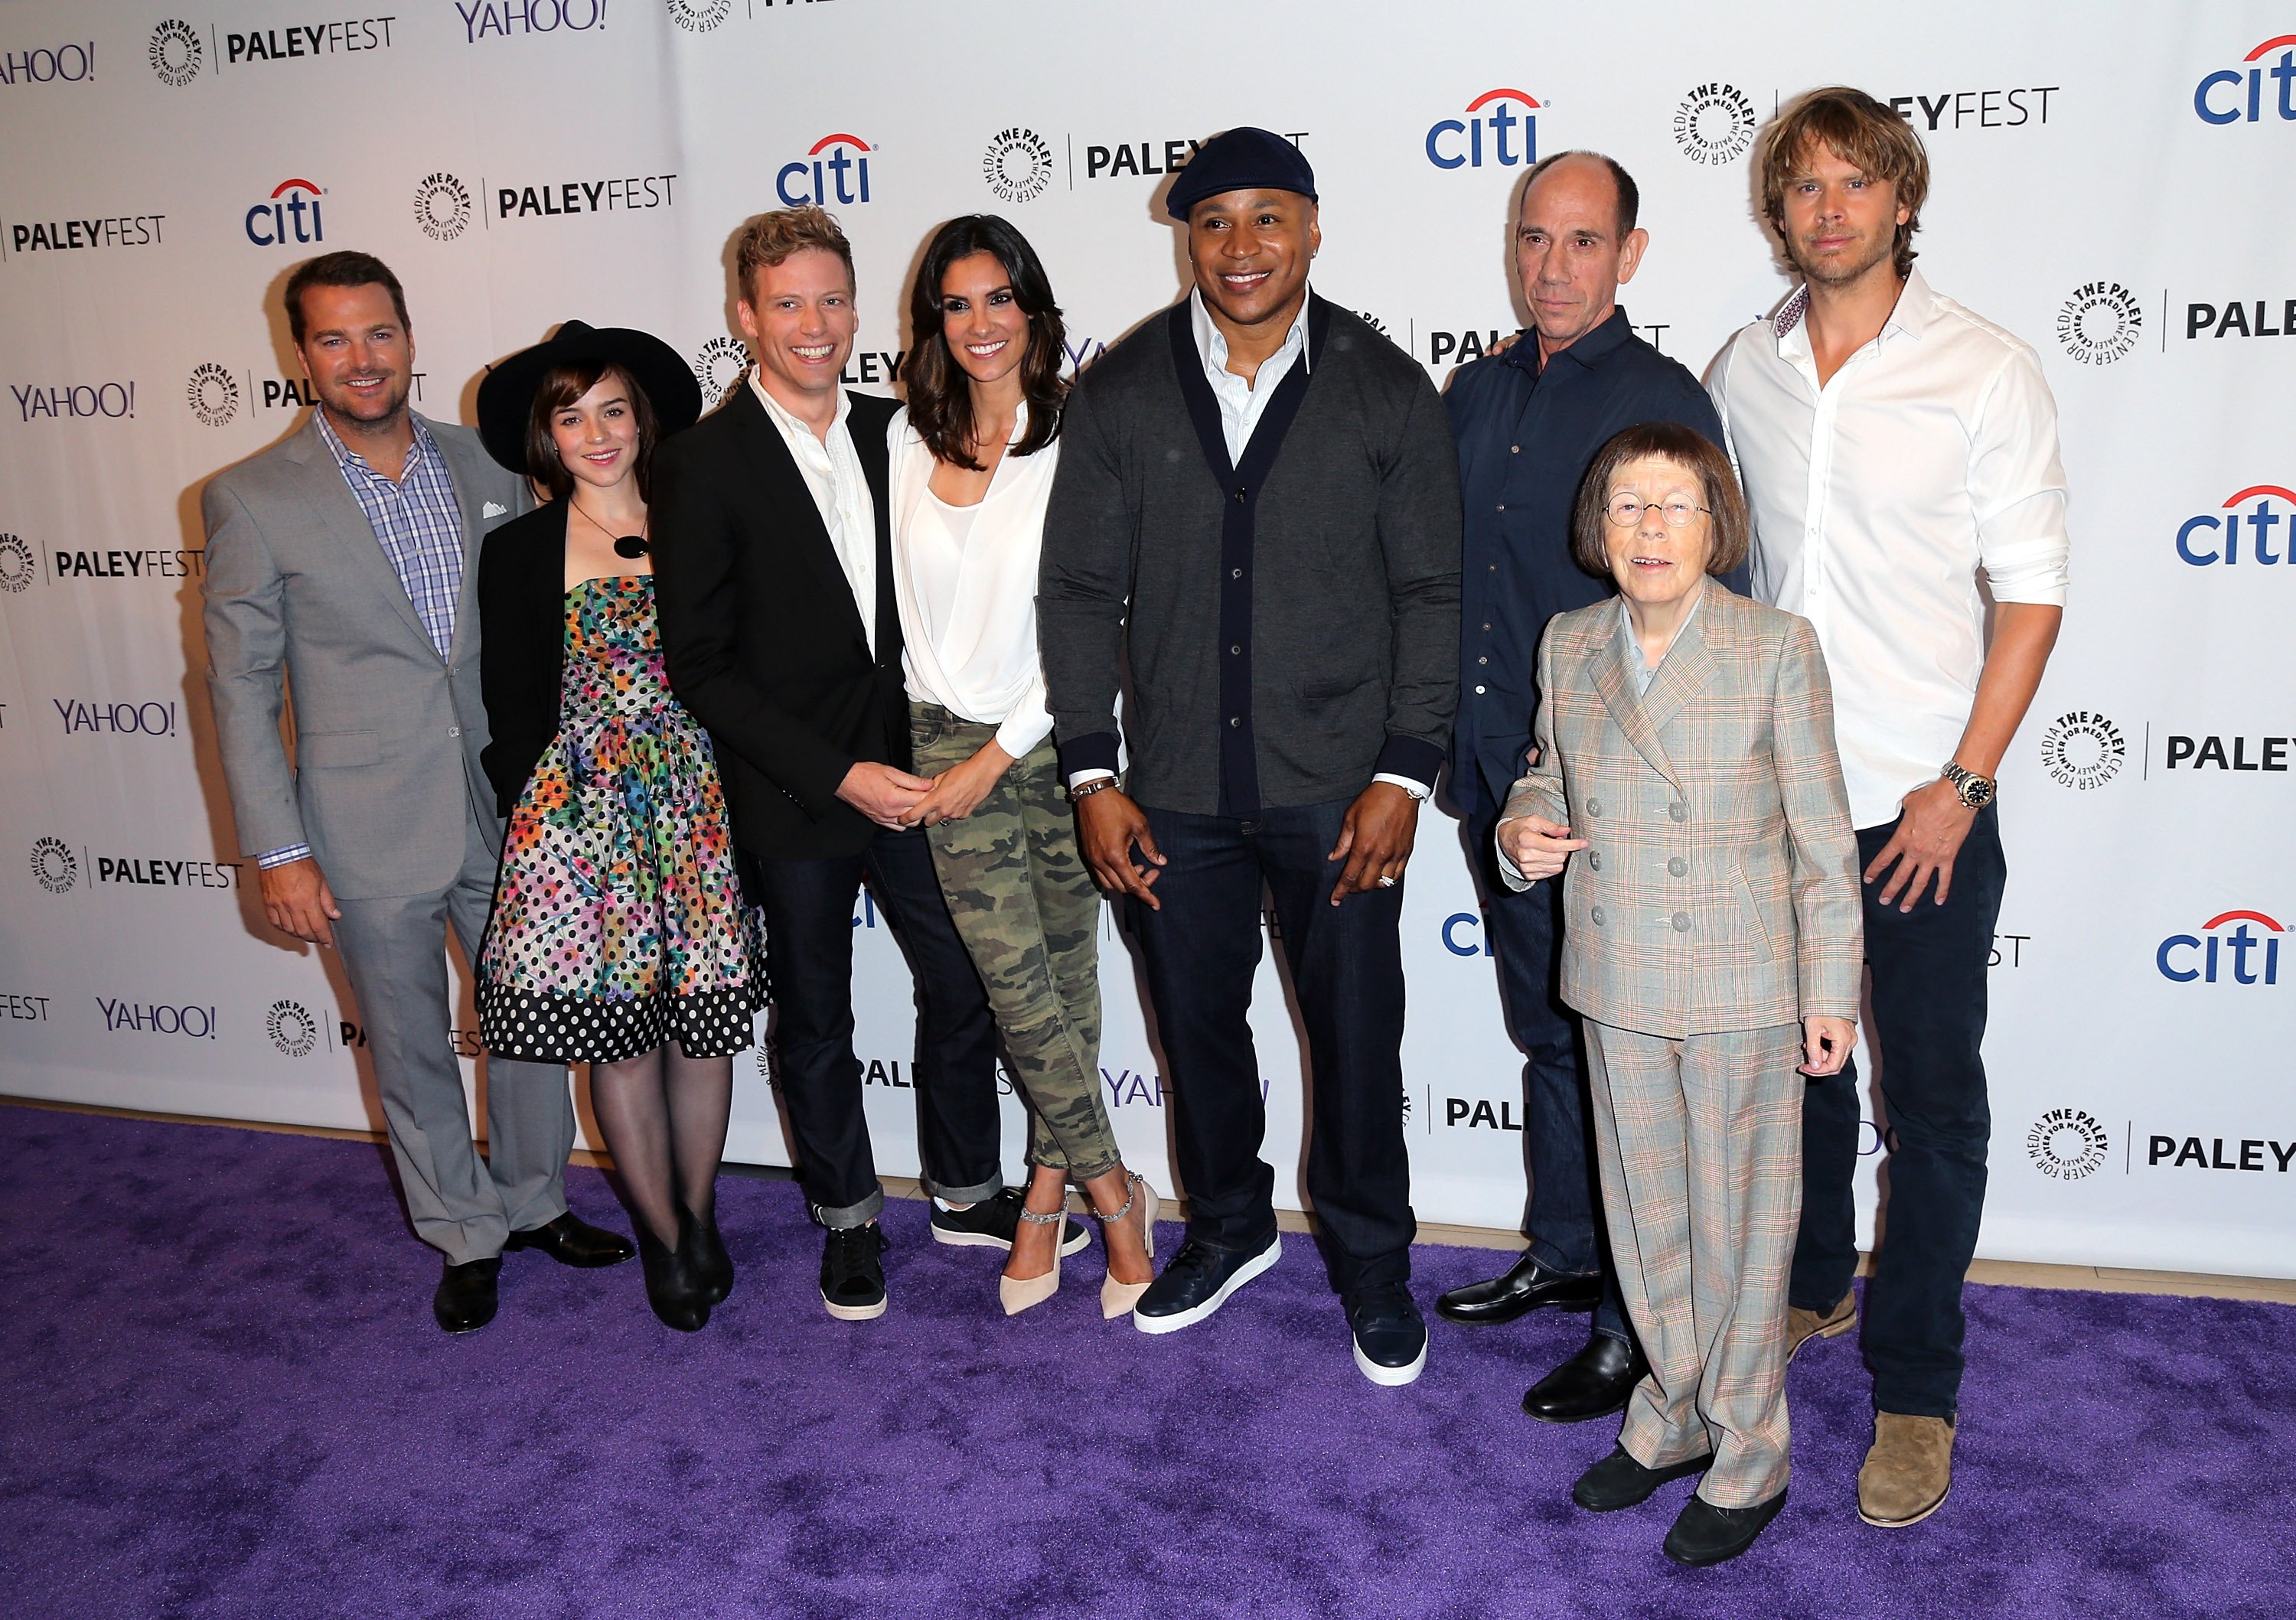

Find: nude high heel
[999,1200,1067,1316]
[1096,1172,1159,1320]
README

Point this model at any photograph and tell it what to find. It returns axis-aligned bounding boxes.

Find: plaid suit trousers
[1583,1019,1803,1506]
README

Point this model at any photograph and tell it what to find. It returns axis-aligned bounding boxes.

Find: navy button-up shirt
[1445,308,1737,820]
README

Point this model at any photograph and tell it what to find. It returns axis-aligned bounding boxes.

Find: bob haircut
[1570,421,1750,580]
[902,214,1068,471]
[1757,86,1930,280]
[523,360,661,504]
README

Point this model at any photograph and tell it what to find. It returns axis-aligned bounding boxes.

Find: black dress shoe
[1572,1445,1714,1511]
[1664,1488,1788,1566]
[1435,1251,1603,1325]
[1132,1234,1282,1334]
[685,1208,733,1305]
[1522,1332,1649,1423]
[1346,1283,1429,1386]
[637,1220,709,1332]
[504,1211,636,1268]
[433,1256,502,1334]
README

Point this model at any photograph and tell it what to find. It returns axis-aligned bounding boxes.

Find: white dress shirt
[1710,269,2070,829]
[887,405,1058,760]
[752,372,878,654]
[1189,283,1313,464]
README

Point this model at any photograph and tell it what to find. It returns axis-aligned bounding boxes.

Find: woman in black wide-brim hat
[471,321,757,1332]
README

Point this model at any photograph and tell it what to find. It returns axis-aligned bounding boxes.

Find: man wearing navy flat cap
[1039,127,1463,1384]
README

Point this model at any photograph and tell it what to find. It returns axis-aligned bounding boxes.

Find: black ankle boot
[637,1217,710,1332]
[685,1204,732,1305]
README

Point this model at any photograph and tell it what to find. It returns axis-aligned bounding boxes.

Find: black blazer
[475,499,572,819]
[651,384,905,861]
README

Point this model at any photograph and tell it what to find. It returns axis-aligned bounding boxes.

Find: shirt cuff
[993,709,1055,763]
[256,843,312,869]
[1374,735,1443,794]
[1492,828,1534,891]
[1371,772,1432,800]
[1057,730,1120,787]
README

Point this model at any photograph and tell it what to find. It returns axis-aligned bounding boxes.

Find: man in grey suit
[202,251,631,1333]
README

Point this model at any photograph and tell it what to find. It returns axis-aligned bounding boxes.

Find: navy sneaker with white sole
[1347,1283,1428,1386]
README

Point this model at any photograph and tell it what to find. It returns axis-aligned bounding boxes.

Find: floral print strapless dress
[478,575,762,1062]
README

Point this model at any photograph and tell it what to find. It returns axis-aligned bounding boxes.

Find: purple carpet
[2,1105,2289,1618]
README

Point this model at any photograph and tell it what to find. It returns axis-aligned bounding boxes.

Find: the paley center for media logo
[266,998,320,1056]
[413,172,473,242]
[692,337,749,403]
[2027,1107,2108,1181]
[2038,710,2126,790]
[0,532,35,594]
[983,128,1055,204]
[2056,281,2142,365]
[148,19,204,85]
[1674,83,1756,165]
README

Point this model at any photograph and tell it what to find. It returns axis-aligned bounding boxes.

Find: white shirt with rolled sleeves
[1708,269,2070,830]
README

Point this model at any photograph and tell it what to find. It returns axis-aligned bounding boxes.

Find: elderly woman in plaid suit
[1497,421,1862,1566]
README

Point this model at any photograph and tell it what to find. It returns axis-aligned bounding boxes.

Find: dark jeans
[1130,799,1416,1295]
[749,826,1002,1226]
[1468,805,1631,1345]
[1792,805,2004,1419]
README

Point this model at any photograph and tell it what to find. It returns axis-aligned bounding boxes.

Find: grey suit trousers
[331,810,574,1263]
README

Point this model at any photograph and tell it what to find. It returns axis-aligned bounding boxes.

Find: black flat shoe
[637,1220,709,1332]
[1664,1488,1788,1566]
[1522,1332,1649,1423]
[685,1207,733,1305]
[1434,1251,1603,1325]
[1572,1445,1714,1512]
[504,1211,636,1268]
[433,1256,502,1334]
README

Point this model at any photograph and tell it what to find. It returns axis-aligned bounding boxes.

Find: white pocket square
[482,500,508,518]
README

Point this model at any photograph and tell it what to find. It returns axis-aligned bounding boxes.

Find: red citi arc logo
[778,134,872,207]
[2157,910,2284,985]
[2177,484,2294,566]
[2195,34,2296,123]
[1426,90,1541,169]
[246,178,325,246]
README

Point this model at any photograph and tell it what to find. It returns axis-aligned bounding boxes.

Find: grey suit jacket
[201,412,527,900]
[1502,577,1862,1037]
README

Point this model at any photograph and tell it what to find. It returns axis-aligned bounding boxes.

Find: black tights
[589,1041,732,1248]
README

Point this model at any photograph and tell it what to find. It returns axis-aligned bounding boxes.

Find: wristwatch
[1941,761,1996,810]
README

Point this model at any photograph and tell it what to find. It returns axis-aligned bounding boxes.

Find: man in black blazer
[1039,130,1463,1384]
[653,207,1014,1321]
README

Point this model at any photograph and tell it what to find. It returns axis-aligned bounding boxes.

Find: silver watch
[1941,761,1996,810]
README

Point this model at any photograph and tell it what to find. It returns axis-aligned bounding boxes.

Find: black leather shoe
[1572,1445,1714,1511]
[1664,1488,1788,1566]
[504,1211,636,1268]
[685,1207,733,1305]
[929,1188,1090,1257]
[1346,1283,1428,1386]
[1522,1332,1649,1423]
[1132,1233,1282,1334]
[1435,1251,1603,1324]
[433,1256,502,1334]
[820,1223,889,1321]
[636,1218,710,1332]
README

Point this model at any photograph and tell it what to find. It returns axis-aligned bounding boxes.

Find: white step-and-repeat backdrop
[2,2,2289,1278]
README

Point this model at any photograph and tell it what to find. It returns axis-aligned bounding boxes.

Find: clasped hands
[837,744,1017,832]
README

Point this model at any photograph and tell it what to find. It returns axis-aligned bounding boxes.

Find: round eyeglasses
[1604,494,1711,528]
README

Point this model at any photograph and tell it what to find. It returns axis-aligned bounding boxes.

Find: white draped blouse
[887,403,1058,760]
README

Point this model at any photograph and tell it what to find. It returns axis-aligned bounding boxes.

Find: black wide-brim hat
[475,319,703,474]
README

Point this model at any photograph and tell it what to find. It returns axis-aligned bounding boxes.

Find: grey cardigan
[1037,298,1463,815]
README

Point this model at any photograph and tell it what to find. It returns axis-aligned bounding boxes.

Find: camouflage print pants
[910,702,1118,1178]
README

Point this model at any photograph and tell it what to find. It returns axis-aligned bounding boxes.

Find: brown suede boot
[1858,1413,1956,1527]
[1786,1290,1857,1364]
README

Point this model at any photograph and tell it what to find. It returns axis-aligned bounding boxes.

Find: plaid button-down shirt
[315,409,465,657]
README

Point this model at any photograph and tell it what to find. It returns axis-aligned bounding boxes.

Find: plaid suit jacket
[1501,577,1861,1037]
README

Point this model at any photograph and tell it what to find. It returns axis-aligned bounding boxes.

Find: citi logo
[1440,911,1489,956]
[778,133,872,207]
[2176,484,2291,566]
[2156,909,2283,986]
[1426,89,1541,171]
[2194,34,2296,124]
[246,178,324,246]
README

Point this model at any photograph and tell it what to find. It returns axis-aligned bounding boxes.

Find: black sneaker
[1346,1283,1428,1386]
[820,1223,889,1321]
[1132,1233,1281,1335]
[929,1188,1090,1257]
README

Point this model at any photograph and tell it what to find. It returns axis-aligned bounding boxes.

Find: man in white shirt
[1710,87,2068,1530]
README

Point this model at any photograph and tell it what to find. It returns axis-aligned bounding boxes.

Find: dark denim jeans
[1792,805,2005,1419]
[1467,804,1630,1345]
[1130,798,1415,1295]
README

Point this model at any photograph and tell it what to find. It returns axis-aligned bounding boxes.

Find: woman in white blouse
[891,216,1156,1318]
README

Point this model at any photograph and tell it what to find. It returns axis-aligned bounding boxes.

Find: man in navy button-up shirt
[1435,151,1741,1423]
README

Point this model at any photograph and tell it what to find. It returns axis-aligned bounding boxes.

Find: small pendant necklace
[573,497,648,559]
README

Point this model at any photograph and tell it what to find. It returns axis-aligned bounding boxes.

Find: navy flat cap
[1165,126,1317,222]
